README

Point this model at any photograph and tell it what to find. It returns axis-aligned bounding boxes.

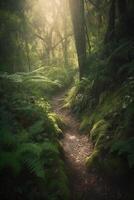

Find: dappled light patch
[68,135,76,140]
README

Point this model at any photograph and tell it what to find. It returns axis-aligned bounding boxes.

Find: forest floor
[51,92,123,200]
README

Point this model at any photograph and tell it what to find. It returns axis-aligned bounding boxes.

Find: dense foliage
[65,0,134,198]
[65,49,134,199]
[0,65,75,199]
[1,0,134,199]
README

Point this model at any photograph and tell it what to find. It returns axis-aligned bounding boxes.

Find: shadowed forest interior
[0,0,134,200]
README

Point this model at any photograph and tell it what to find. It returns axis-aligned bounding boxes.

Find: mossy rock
[51,113,66,130]
[48,113,64,138]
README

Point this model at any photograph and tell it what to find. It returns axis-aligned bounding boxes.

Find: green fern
[41,142,59,155]
[17,143,42,157]
[22,156,45,179]
[16,142,59,179]
[0,151,21,175]
[28,120,45,135]
[0,131,17,150]
[17,143,46,178]
[0,70,70,199]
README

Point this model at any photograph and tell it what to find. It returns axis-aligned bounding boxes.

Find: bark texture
[69,0,87,79]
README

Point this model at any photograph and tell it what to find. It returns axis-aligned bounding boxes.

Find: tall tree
[104,0,134,43]
[69,0,87,79]
[104,0,115,43]
[0,0,32,72]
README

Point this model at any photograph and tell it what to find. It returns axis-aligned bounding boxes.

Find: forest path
[51,92,118,200]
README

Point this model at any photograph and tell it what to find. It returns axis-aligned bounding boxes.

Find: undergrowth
[65,41,134,194]
[0,65,74,200]
[1,65,75,97]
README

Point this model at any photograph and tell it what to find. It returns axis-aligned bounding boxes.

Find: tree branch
[86,0,98,9]
[34,33,45,42]
[34,32,73,50]
[51,33,73,50]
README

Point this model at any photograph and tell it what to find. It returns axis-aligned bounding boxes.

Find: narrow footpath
[51,92,123,200]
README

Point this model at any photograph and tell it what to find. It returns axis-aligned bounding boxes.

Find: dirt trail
[51,92,121,200]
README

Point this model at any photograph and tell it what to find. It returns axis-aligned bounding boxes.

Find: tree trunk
[62,0,69,67]
[69,0,87,79]
[25,38,31,72]
[116,0,127,39]
[104,0,116,43]
[127,0,134,39]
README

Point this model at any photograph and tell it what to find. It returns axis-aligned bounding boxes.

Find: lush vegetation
[0,0,134,199]
[0,0,77,198]
[65,0,134,198]
[0,66,75,199]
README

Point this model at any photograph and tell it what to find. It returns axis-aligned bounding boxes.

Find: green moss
[49,113,66,130]
[48,113,64,138]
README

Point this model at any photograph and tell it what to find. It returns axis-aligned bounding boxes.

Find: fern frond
[41,142,59,155]
[17,143,42,157]
[0,151,21,175]
[0,131,17,150]
[23,156,45,179]
[28,120,45,135]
